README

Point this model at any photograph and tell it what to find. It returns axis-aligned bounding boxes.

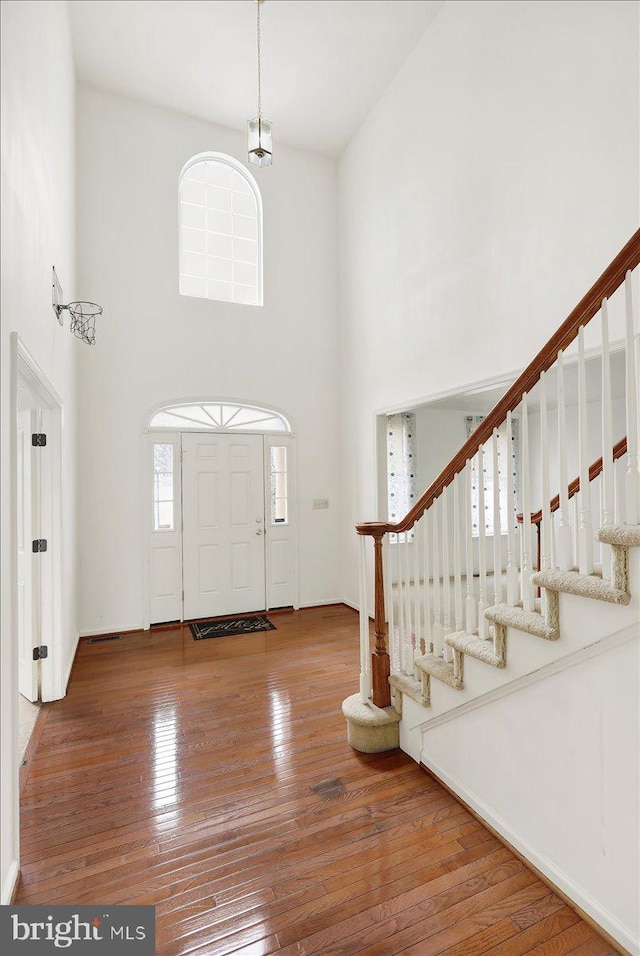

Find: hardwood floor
[16,605,617,956]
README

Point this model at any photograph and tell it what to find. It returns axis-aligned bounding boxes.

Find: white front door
[182,433,266,619]
[17,409,39,701]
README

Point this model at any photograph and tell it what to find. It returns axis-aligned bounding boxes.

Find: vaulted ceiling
[69,0,445,156]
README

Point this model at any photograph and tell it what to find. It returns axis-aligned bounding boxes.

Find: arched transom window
[149,402,290,433]
[179,152,263,306]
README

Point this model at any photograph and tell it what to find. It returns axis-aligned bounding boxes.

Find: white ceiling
[69,0,445,157]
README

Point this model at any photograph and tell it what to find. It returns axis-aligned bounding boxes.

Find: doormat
[190,614,276,641]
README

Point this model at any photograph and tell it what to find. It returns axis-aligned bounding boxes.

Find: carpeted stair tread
[596,524,640,548]
[485,602,558,641]
[445,631,506,668]
[415,653,463,689]
[532,568,630,605]
[389,673,429,708]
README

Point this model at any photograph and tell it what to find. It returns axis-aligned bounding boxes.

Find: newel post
[357,522,391,708]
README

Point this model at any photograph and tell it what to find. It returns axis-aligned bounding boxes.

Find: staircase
[342,231,640,951]
[385,522,638,728]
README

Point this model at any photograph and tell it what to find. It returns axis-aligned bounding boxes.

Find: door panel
[183,433,265,619]
[17,409,38,701]
[198,473,220,527]
[152,547,179,598]
[199,544,221,594]
[270,539,290,586]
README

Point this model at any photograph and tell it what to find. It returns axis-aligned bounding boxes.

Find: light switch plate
[313,498,329,510]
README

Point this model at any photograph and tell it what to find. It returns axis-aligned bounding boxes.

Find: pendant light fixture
[248,0,273,167]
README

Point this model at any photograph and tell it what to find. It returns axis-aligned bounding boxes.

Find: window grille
[179,153,262,306]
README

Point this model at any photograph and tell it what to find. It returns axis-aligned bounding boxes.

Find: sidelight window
[270,446,288,525]
[153,443,174,531]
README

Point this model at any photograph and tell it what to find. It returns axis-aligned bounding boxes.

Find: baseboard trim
[298,599,346,609]
[79,625,145,640]
[62,632,81,693]
[19,704,52,797]
[341,598,373,620]
[420,757,635,955]
[1,860,19,905]
[80,605,351,640]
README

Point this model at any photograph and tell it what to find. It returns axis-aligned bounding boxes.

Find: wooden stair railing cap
[356,228,640,539]
[356,521,388,537]
[517,436,627,526]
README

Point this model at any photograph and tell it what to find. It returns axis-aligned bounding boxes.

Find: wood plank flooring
[16,605,618,955]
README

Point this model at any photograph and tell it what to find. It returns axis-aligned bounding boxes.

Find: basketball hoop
[52,267,103,345]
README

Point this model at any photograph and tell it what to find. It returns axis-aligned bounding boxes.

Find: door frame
[10,334,65,703]
[16,407,39,701]
[142,400,299,628]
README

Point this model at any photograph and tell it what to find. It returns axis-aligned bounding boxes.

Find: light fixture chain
[256,0,262,118]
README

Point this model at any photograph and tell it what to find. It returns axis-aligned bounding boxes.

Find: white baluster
[521,392,535,611]
[601,298,614,578]
[384,532,397,673]
[578,326,594,574]
[477,448,489,635]
[442,485,452,660]
[597,477,604,569]
[453,474,463,632]
[402,532,413,675]
[614,450,623,524]
[492,429,503,606]
[465,460,478,631]
[556,350,573,570]
[358,534,371,703]
[572,492,579,567]
[505,412,519,605]
[624,271,640,523]
[432,497,443,656]
[396,533,406,673]
[413,519,422,658]
[540,371,552,570]
[539,372,552,616]
[423,509,433,653]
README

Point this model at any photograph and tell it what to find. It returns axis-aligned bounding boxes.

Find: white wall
[0,0,78,902]
[339,0,639,607]
[414,406,468,494]
[76,87,340,634]
[421,628,640,952]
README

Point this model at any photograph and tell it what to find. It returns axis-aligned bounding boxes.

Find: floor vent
[89,635,123,644]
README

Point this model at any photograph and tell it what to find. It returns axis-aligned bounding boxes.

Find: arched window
[148,401,290,433]
[179,153,263,306]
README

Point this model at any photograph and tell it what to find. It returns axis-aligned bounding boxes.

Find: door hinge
[32,433,47,447]
[33,645,48,661]
[32,539,48,553]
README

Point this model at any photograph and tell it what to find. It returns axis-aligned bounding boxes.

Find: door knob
[256,529,263,535]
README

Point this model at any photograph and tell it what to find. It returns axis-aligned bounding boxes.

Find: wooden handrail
[357,229,640,538]
[517,437,627,527]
